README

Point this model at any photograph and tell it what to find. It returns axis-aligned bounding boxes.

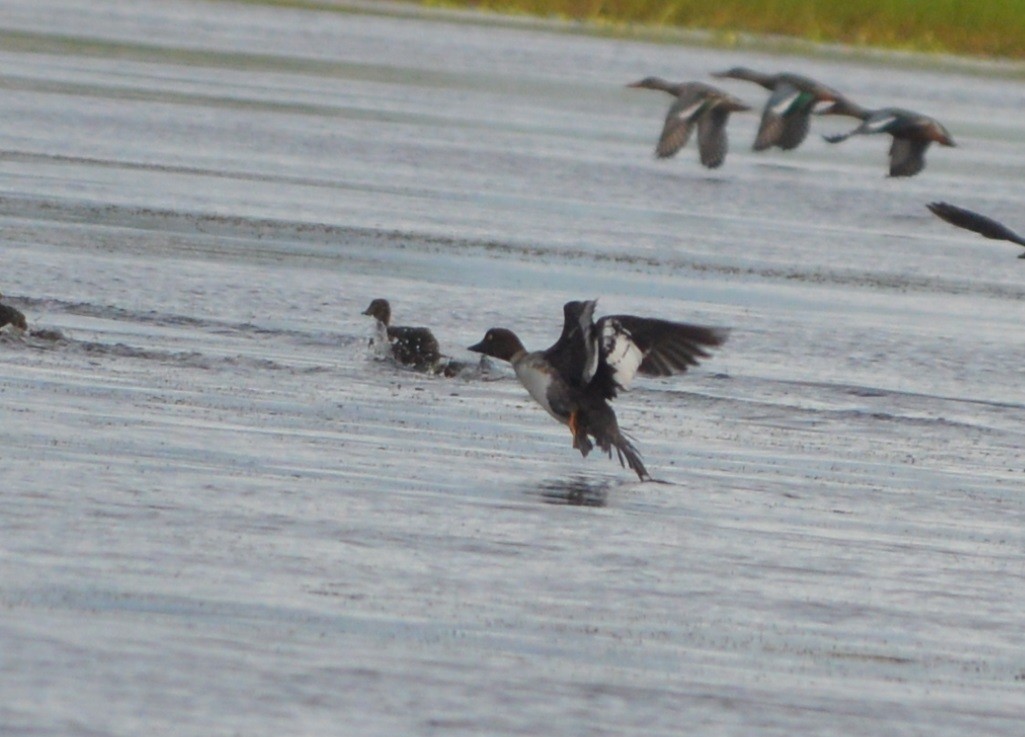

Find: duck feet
[568,411,593,457]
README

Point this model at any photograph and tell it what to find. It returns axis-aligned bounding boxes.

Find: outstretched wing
[753,83,801,151]
[888,137,929,177]
[543,299,599,386]
[696,106,730,168]
[927,202,1025,247]
[776,107,811,150]
[590,315,728,399]
[655,97,703,158]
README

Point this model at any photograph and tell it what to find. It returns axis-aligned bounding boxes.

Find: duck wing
[776,107,811,150]
[753,109,783,151]
[927,202,1025,248]
[696,106,731,168]
[888,137,929,177]
[546,301,728,400]
[824,109,899,145]
[870,109,930,138]
[591,315,728,399]
[655,95,704,158]
[753,83,802,151]
[543,299,599,387]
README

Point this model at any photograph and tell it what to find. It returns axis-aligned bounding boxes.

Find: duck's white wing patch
[672,99,705,121]
[600,320,645,391]
[767,84,801,115]
[863,112,898,133]
[810,98,834,114]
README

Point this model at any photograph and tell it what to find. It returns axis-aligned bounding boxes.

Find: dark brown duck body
[627,77,750,168]
[712,67,841,151]
[820,97,955,177]
[0,295,27,331]
[362,298,443,371]
[469,326,650,479]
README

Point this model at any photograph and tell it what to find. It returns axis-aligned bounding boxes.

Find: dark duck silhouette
[0,292,27,332]
[362,298,443,371]
[469,299,727,481]
[626,77,750,168]
[711,67,841,151]
[819,96,955,177]
[927,202,1025,258]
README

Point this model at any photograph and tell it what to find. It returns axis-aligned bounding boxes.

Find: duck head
[362,298,391,325]
[468,328,527,363]
[710,67,773,86]
[626,76,675,93]
[929,121,956,147]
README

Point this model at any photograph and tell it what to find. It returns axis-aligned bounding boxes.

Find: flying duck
[362,298,443,371]
[927,202,1025,257]
[711,67,841,152]
[819,97,955,177]
[469,300,727,480]
[627,77,751,168]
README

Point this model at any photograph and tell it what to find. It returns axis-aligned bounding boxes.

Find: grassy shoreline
[230,0,1025,62]
[422,0,1025,59]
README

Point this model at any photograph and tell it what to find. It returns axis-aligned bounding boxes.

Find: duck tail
[606,432,650,482]
[572,427,594,457]
[579,403,650,481]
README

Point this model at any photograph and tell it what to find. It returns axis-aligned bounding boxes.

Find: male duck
[711,67,841,152]
[469,300,727,481]
[927,202,1025,257]
[819,97,955,177]
[627,77,750,168]
[362,298,443,371]
[0,292,27,332]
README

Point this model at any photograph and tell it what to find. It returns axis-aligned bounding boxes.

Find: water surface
[2,1,1024,735]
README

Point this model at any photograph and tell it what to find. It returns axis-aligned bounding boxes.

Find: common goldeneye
[819,97,955,177]
[927,202,1025,258]
[626,78,750,168]
[0,292,26,332]
[711,67,842,152]
[469,300,727,481]
[362,298,443,371]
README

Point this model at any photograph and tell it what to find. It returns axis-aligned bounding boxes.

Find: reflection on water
[530,475,613,507]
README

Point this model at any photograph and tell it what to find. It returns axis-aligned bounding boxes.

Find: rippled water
[2,1,1025,735]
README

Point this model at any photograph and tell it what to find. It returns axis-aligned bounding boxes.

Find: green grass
[420,0,1025,58]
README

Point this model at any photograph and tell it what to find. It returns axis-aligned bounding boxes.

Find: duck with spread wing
[469,300,727,480]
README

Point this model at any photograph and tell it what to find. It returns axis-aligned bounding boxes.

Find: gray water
[2,1,1025,735]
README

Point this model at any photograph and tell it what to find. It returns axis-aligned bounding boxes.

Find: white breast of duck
[369,320,390,356]
[512,351,570,425]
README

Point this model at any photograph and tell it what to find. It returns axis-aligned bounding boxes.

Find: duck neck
[652,78,684,95]
[731,68,777,89]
